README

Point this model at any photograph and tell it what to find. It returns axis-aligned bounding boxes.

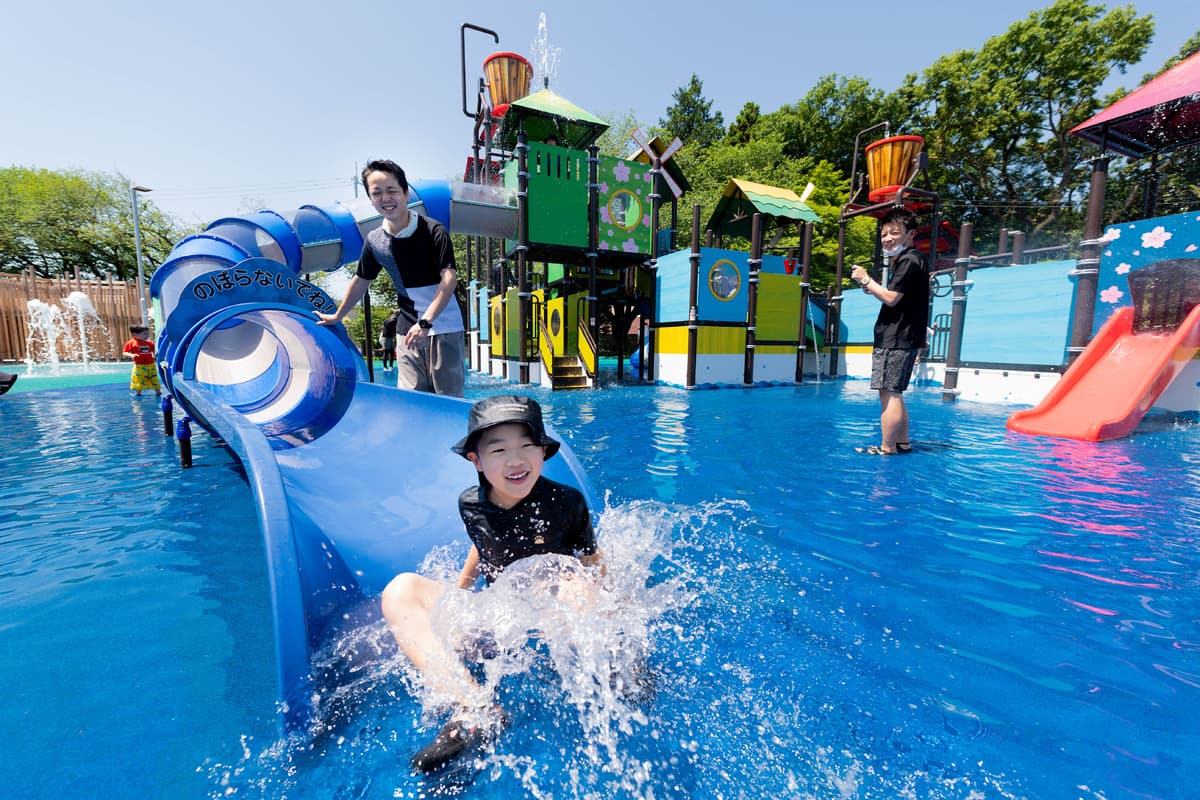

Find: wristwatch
[417,318,432,330]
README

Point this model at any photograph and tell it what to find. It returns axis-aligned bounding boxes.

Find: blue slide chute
[150,189,592,732]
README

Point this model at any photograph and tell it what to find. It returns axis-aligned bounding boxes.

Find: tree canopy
[635,0,1187,289]
[0,167,192,283]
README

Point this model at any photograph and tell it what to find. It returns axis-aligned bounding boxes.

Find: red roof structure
[1070,50,1200,158]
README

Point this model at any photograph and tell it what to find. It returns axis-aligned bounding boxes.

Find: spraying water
[24,300,69,371]
[62,291,109,369]
[23,293,109,372]
[529,13,560,90]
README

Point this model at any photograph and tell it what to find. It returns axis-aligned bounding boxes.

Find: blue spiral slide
[149,182,596,733]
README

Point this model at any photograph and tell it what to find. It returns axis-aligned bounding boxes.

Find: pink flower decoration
[1101,227,1121,242]
[1141,226,1172,248]
[642,214,651,227]
[599,241,610,250]
[1115,263,1131,275]
[1187,244,1197,252]
[599,207,611,224]
[599,182,609,194]
[1100,286,1124,304]
[612,161,631,182]
[622,238,639,253]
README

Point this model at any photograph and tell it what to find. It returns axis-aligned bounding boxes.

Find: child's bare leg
[381,572,489,706]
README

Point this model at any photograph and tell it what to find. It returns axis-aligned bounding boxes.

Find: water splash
[24,300,69,370]
[62,291,109,368]
[24,292,110,372]
[529,12,559,90]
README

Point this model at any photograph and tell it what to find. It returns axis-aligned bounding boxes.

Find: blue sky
[2,0,1192,226]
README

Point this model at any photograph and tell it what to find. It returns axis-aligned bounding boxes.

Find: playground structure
[451,32,1200,438]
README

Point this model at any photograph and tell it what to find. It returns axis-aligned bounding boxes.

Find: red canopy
[1070,50,1200,158]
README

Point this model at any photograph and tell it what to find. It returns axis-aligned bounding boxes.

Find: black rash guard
[458,476,596,584]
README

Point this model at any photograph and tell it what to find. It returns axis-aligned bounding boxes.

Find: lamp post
[131,184,152,327]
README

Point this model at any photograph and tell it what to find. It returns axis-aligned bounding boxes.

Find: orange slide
[1007,304,1200,441]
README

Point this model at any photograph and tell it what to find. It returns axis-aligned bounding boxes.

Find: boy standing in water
[381,394,602,772]
[121,325,161,397]
[850,207,929,454]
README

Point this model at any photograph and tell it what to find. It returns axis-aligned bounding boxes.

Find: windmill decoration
[630,128,685,199]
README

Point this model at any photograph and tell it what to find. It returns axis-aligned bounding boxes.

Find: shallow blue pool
[2,375,1197,799]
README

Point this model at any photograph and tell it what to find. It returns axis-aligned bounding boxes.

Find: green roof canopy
[496,88,610,150]
[706,178,821,239]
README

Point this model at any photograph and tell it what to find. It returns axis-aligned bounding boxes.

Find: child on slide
[380,394,604,772]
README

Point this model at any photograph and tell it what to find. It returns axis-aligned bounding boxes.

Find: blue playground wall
[1094,210,1200,336]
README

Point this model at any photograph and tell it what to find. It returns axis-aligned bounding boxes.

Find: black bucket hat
[451,394,561,460]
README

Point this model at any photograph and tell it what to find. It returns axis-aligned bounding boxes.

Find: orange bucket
[864,135,924,194]
[483,51,533,108]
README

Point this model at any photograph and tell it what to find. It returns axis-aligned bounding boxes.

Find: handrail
[577,317,598,378]
[538,318,555,377]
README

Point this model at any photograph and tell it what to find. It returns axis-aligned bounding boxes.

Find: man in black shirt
[850,208,929,454]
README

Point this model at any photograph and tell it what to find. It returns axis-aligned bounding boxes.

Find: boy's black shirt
[458,476,596,584]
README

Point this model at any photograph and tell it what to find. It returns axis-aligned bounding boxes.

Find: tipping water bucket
[864,135,924,202]
[483,51,533,108]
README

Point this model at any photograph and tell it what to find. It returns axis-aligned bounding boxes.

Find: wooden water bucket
[864,135,924,202]
[483,51,533,108]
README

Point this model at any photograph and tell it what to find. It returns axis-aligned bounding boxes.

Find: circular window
[708,260,741,301]
[492,305,503,336]
[607,189,643,231]
[550,307,561,337]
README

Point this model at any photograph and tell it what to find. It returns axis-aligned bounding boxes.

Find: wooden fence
[0,269,146,364]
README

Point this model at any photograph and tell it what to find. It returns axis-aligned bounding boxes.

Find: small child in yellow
[122,325,161,397]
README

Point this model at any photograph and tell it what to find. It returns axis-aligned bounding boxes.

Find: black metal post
[941,222,973,402]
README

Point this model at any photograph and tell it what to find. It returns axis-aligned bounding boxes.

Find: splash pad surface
[1,375,1197,799]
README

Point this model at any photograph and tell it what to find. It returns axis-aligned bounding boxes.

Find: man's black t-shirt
[356,215,459,332]
[874,247,930,350]
[458,476,596,584]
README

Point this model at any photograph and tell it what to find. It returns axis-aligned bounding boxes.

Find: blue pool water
[2,375,1197,799]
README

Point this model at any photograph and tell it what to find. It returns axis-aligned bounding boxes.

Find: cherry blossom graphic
[598,181,609,194]
[1141,226,1172,249]
[1101,227,1121,242]
[599,206,611,225]
[599,241,610,250]
[612,161,631,182]
[1115,263,1131,275]
[1100,286,1124,304]
[622,238,639,253]
[1187,244,1197,252]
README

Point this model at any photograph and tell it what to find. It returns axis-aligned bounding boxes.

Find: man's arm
[315,274,371,325]
[849,264,904,307]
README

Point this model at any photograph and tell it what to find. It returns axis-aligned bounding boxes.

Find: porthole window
[607,189,642,231]
[709,259,740,301]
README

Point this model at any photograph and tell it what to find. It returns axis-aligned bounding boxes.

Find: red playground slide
[1007,304,1200,441]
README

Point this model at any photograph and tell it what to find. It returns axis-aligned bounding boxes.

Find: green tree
[724,102,761,146]
[904,0,1153,243]
[761,75,912,177]
[657,74,725,151]
[594,109,645,157]
[0,167,189,281]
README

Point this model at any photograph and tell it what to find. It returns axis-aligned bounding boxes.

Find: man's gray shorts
[397,332,465,397]
[870,347,920,393]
